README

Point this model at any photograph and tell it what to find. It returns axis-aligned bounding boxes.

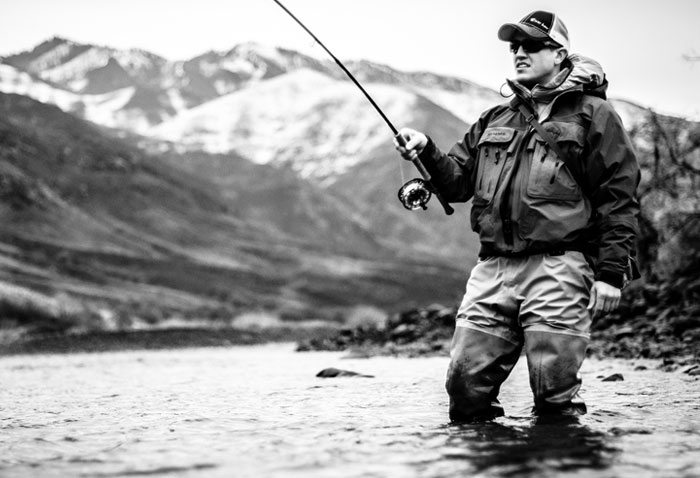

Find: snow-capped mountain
[0,37,505,134]
[0,64,147,130]
[0,38,351,133]
[0,37,502,266]
[151,68,422,181]
[0,37,656,183]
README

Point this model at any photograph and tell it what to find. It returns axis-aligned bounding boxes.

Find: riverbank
[296,276,700,372]
[2,276,698,372]
[0,325,339,356]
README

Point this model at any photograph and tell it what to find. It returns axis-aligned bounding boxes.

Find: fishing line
[271,0,454,215]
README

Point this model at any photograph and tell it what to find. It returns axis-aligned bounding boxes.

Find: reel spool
[398,178,432,211]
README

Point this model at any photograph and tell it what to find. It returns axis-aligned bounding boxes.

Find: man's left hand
[587,280,621,318]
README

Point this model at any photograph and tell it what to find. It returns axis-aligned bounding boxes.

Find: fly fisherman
[396,11,640,421]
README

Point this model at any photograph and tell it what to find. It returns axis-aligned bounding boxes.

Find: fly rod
[271,0,454,215]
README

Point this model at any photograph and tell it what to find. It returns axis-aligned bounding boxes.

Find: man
[396,11,640,421]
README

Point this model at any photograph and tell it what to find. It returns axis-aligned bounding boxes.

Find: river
[1,343,699,478]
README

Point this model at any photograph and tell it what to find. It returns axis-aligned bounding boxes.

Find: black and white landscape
[0,37,697,335]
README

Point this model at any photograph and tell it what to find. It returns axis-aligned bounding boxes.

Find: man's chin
[515,75,536,89]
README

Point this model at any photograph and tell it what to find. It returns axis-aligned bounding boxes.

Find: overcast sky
[2,0,699,119]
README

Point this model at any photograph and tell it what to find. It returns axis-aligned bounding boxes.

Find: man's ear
[554,48,568,66]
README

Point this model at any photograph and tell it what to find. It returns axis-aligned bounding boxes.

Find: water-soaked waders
[446,251,593,422]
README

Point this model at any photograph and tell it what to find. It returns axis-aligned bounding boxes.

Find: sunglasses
[509,40,559,54]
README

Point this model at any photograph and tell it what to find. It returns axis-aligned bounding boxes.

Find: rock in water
[602,373,625,382]
[316,367,374,378]
[683,365,700,376]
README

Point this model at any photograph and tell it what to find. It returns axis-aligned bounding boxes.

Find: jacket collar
[507,54,608,115]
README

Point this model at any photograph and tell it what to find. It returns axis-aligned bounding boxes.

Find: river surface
[1,343,699,478]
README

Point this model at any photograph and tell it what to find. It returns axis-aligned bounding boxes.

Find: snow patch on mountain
[0,64,80,111]
[0,64,140,130]
[113,49,163,73]
[83,87,140,128]
[150,68,418,181]
[222,56,266,78]
[32,41,76,71]
[237,42,289,65]
[41,47,111,86]
[166,88,189,113]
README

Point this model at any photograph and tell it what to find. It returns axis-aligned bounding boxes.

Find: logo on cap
[528,17,549,31]
[522,11,554,33]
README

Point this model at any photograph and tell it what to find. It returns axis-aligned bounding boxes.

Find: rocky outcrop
[589,273,700,371]
[297,304,455,357]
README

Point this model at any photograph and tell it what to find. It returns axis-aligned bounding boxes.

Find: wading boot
[524,330,588,416]
[446,326,523,422]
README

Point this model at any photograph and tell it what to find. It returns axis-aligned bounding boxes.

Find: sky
[2,0,699,120]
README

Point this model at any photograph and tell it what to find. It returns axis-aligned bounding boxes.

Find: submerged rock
[602,373,625,382]
[316,367,374,378]
[683,365,700,376]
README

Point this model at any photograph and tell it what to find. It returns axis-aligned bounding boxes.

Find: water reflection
[440,416,618,477]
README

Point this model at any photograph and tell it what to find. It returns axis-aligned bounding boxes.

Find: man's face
[510,39,563,88]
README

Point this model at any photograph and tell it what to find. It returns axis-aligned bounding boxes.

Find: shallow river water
[1,343,699,478]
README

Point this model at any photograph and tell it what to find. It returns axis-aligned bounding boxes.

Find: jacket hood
[551,54,608,98]
[507,54,608,108]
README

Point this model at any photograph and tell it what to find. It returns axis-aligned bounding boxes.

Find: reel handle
[395,134,454,216]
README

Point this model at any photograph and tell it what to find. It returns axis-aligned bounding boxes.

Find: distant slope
[0,92,468,332]
[148,67,482,262]
[150,68,419,181]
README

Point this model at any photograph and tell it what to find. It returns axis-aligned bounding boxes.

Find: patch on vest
[480,127,516,144]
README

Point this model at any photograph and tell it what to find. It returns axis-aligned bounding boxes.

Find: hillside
[0,92,468,340]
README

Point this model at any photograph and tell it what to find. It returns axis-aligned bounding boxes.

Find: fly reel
[398,178,432,211]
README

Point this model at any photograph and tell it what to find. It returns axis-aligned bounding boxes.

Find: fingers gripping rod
[271,0,454,215]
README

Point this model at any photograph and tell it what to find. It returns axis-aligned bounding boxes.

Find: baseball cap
[498,11,570,51]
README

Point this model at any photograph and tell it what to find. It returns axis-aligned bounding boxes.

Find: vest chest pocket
[475,127,517,202]
[526,122,585,201]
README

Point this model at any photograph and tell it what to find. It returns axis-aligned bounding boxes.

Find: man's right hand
[394,127,428,161]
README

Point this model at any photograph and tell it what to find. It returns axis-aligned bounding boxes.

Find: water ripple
[0,345,699,478]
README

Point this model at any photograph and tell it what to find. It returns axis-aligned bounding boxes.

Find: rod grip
[395,134,454,216]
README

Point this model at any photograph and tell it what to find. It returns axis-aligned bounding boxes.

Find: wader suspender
[515,102,587,194]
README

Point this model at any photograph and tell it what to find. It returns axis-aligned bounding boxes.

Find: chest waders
[446,252,592,421]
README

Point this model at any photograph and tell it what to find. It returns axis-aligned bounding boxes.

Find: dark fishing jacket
[419,55,641,288]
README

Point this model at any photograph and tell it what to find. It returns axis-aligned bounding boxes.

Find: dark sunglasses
[509,40,559,54]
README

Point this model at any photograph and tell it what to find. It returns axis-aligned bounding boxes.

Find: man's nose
[514,45,528,57]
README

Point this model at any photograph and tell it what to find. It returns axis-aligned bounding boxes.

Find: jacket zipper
[500,126,535,247]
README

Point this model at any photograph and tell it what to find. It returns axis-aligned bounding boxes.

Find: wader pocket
[527,122,585,201]
[475,127,517,202]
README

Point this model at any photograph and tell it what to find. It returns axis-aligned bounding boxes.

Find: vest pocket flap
[478,127,516,145]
